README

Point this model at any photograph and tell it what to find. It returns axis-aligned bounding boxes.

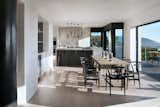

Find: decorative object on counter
[102,50,109,59]
[102,50,107,59]
[109,51,113,61]
[91,47,103,57]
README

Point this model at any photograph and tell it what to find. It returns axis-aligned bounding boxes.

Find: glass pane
[91,32,101,47]
[138,21,160,81]
[106,31,112,51]
[139,22,160,62]
[115,29,123,58]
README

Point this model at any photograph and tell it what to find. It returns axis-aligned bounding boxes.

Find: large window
[90,32,101,47]
[90,23,124,58]
[139,22,160,62]
[137,21,160,81]
[115,29,123,58]
[103,23,124,58]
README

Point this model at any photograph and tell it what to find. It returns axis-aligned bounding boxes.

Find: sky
[139,22,160,43]
[91,32,101,36]
[116,29,122,37]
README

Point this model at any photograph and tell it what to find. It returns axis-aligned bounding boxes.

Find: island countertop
[56,47,92,51]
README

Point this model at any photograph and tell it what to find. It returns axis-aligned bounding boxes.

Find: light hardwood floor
[25,66,160,107]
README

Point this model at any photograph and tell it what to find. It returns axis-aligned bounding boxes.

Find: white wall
[17,0,38,104]
[17,1,26,104]
[40,20,54,73]
[53,26,59,38]
[24,0,39,102]
[130,28,136,61]
[78,37,90,47]
[123,23,131,59]
[17,0,54,104]
[48,23,54,69]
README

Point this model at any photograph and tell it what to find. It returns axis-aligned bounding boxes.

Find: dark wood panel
[0,0,17,106]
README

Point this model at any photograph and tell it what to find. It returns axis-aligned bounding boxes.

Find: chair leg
[133,75,135,85]
[105,81,107,90]
[138,79,141,88]
[138,72,141,88]
[126,77,128,89]
[124,78,126,96]
[121,79,123,91]
[98,79,100,88]
[110,79,111,96]
[84,79,87,88]
[105,76,108,90]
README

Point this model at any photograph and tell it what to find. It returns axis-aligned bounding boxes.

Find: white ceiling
[32,0,160,27]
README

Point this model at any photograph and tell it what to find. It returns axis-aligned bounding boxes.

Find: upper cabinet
[38,22,44,53]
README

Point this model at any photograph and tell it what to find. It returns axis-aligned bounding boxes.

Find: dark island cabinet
[56,49,93,67]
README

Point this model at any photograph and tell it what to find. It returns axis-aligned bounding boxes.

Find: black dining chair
[80,57,100,87]
[125,61,141,88]
[105,65,126,96]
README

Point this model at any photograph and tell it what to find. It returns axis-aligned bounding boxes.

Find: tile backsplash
[58,27,90,47]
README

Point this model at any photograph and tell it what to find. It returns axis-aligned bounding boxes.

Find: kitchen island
[56,48,93,67]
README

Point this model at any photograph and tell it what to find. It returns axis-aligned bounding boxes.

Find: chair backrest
[80,57,86,65]
[80,57,89,77]
[80,57,86,73]
[80,57,98,77]
[107,65,124,77]
[135,61,142,72]
[127,61,135,71]
[106,66,112,76]
[127,61,142,73]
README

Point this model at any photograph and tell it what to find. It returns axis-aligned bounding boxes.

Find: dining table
[92,56,128,70]
[92,56,129,87]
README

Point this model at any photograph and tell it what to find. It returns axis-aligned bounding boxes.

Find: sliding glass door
[137,21,160,81]
[115,29,123,58]
[139,22,160,63]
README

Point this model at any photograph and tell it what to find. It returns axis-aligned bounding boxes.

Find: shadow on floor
[141,62,160,81]
[142,61,160,68]
[141,72,160,81]
[29,87,152,107]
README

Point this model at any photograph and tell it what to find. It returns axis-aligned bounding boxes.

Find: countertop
[56,47,92,51]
